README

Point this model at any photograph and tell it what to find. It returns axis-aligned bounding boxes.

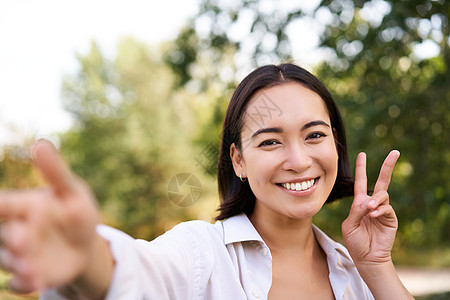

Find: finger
[0,221,28,254]
[0,249,28,275]
[0,248,13,272]
[354,152,367,197]
[369,204,397,225]
[0,249,37,293]
[0,191,33,219]
[373,150,400,194]
[342,199,372,235]
[366,190,390,211]
[32,140,75,196]
[9,275,37,294]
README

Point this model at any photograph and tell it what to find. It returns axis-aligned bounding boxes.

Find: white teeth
[281,179,316,191]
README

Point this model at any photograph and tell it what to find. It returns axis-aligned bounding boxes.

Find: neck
[249,207,317,255]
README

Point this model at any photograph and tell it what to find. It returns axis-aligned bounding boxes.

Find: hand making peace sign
[342,150,401,266]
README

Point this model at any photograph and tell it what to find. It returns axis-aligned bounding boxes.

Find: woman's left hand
[342,150,400,267]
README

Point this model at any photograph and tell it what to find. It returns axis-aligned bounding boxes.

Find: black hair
[216,63,353,220]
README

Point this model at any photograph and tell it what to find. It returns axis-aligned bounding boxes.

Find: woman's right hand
[0,140,113,298]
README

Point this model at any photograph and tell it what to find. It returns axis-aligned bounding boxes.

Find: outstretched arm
[342,151,414,300]
[0,140,114,299]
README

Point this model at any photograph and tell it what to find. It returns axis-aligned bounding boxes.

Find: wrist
[354,258,395,279]
[355,259,413,300]
[61,234,115,300]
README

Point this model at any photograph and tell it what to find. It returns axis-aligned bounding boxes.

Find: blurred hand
[0,140,100,293]
[342,150,400,267]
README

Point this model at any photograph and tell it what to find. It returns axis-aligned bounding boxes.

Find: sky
[0,0,199,145]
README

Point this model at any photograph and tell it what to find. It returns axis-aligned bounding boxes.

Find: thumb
[31,139,75,196]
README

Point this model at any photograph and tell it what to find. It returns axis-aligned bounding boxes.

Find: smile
[280,178,317,191]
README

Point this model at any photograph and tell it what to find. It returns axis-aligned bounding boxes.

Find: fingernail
[368,200,376,207]
[392,150,400,157]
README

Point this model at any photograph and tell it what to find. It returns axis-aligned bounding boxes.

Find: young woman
[0,64,413,299]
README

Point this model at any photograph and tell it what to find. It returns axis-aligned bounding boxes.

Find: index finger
[354,152,367,197]
[31,140,75,196]
[373,150,400,194]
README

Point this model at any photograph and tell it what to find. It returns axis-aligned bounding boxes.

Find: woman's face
[231,82,338,221]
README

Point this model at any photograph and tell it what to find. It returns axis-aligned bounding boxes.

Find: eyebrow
[301,120,331,131]
[250,120,331,139]
[251,127,283,139]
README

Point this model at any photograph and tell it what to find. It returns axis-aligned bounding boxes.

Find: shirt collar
[220,213,265,245]
[312,224,354,267]
[219,214,354,266]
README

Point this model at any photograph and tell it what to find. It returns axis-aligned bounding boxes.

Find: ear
[230,143,246,178]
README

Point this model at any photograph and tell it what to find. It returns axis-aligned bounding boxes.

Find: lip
[278,177,318,184]
[276,177,320,196]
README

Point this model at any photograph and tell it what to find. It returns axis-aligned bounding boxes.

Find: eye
[258,139,279,147]
[307,132,327,140]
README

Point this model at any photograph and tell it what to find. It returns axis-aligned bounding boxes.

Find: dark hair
[216,63,353,220]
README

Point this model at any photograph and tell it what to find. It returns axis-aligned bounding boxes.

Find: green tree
[60,39,209,240]
[166,0,449,252]
[0,139,43,189]
[313,0,450,250]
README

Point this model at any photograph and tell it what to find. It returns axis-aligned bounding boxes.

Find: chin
[285,205,324,220]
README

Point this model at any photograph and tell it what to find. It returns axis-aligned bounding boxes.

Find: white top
[41,213,374,300]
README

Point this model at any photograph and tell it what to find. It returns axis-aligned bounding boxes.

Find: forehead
[242,82,330,131]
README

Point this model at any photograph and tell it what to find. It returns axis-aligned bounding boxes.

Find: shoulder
[151,219,224,248]
[169,219,223,238]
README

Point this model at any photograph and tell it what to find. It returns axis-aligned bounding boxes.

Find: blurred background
[0,0,449,299]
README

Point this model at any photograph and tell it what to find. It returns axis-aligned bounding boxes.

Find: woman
[0,64,412,299]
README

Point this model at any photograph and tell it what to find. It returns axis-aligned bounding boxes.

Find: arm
[0,140,114,299]
[341,151,414,300]
[56,234,114,299]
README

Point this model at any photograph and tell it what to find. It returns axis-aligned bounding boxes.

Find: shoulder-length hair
[216,63,353,220]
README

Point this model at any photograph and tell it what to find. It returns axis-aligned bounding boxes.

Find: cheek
[244,151,278,188]
[331,147,339,179]
[318,140,339,175]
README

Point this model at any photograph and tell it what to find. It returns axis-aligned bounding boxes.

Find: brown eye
[307,132,326,140]
[258,140,279,147]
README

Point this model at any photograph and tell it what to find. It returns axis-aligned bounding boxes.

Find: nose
[281,143,313,173]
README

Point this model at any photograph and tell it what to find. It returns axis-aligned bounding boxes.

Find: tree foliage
[1,0,448,268]
[165,0,450,249]
[0,140,43,189]
[59,39,209,240]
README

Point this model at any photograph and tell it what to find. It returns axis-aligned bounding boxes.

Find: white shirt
[41,213,374,300]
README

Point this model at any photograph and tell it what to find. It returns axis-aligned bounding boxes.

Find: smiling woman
[0,63,412,300]
[230,83,339,220]
[217,64,354,221]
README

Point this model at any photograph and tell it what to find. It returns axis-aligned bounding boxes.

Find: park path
[397,267,450,297]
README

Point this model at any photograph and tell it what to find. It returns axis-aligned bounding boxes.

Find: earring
[239,174,247,182]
